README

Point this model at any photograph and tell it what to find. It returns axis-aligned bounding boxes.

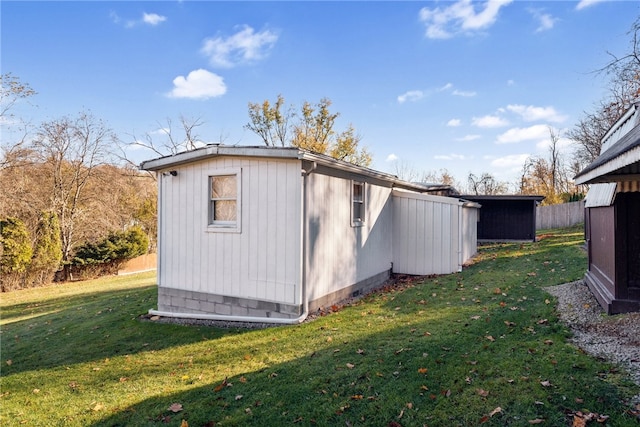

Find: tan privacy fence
[536,200,584,230]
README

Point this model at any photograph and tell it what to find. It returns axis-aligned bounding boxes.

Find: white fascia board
[140,146,301,171]
[575,145,640,185]
[391,188,464,206]
[140,145,433,192]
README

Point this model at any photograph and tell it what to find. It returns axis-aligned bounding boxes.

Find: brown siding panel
[588,206,616,297]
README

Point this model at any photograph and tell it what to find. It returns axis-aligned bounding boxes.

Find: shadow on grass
[88,304,628,427]
[0,284,251,376]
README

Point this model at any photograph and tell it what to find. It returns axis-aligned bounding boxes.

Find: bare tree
[120,115,206,167]
[31,111,117,264]
[520,128,578,204]
[1,74,37,171]
[467,172,508,195]
[570,16,640,168]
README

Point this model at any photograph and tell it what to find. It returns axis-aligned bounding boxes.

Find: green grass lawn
[1,226,638,426]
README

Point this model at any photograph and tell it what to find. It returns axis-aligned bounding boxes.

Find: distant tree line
[0,74,156,290]
[2,16,637,289]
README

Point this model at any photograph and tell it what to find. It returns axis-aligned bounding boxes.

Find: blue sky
[2,1,639,188]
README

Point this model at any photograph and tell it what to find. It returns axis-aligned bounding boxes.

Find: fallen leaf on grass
[537,319,548,325]
[418,368,428,374]
[486,335,495,342]
[180,420,189,427]
[540,380,551,387]
[351,395,363,400]
[529,419,545,424]
[504,321,516,327]
[477,389,489,397]
[489,407,502,417]
[168,403,183,413]
[214,378,228,392]
[92,402,105,412]
[346,363,355,369]
[572,415,586,427]
[235,395,243,401]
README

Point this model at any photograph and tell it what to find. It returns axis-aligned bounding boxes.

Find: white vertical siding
[461,204,479,263]
[157,157,302,305]
[392,190,463,275]
[305,172,393,302]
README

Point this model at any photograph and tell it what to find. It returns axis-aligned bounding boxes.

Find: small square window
[208,171,241,232]
[352,181,365,226]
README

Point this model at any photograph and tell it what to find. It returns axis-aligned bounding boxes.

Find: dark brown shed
[575,102,640,314]
[458,195,544,242]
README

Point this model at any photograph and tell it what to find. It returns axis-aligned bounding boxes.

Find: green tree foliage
[72,226,149,266]
[0,217,33,291]
[28,211,62,286]
[246,94,290,147]
[246,96,372,167]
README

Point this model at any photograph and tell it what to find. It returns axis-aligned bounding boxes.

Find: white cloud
[201,25,278,68]
[167,69,227,100]
[507,79,516,86]
[529,10,557,33]
[452,89,477,97]
[419,0,513,39]
[496,124,550,144]
[386,153,399,162]
[447,119,462,127]
[111,11,167,28]
[397,90,424,104]
[490,153,529,168]
[472,115,509,128]
[457,134,481,142]
[143,13,167,26]
[434,153,468,161]
[535,133,573,152]
[438,83,476,97]
[506,104,567,123]
[576,0,608,11]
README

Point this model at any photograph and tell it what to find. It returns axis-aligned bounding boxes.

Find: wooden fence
[536,200,584,230]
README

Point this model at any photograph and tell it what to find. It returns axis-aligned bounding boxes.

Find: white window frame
[351,180,365,227]
[207,168,242,233]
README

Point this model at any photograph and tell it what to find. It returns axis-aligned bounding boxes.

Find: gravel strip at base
[547,280,640,391]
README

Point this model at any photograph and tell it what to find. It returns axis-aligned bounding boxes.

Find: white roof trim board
[575,102,640,185]
[584,183,617,208]
[140,145,453,194]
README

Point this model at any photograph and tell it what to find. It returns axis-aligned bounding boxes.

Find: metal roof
[584,183,617,208]
[575,104,640,185]
[458,195,545,202]
[139,144,457,194]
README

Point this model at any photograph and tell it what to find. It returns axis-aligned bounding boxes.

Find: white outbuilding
[141,146,479,324]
